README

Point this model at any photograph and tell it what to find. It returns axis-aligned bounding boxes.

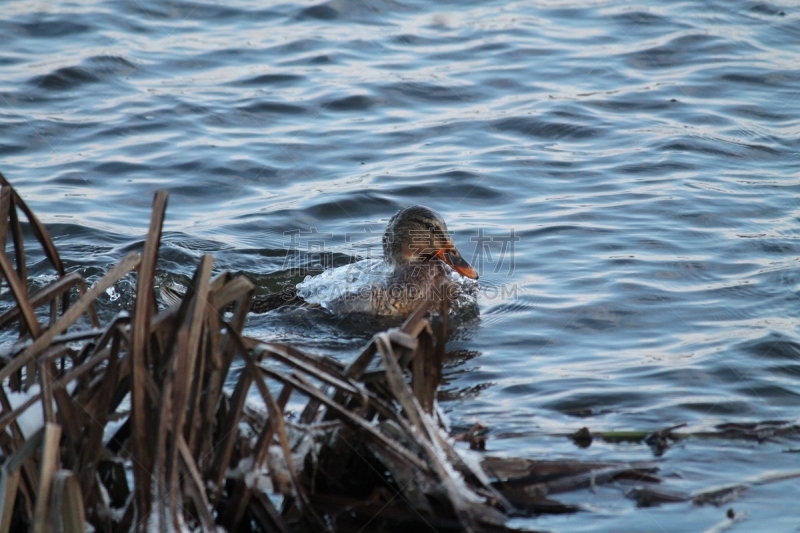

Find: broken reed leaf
[223,382,296,530]
[254,384,293,467]
[129,189,167,526]
[52,471,85,533]
[177,436,216,531]
[7,191,28,294]
[247,490,292,533]
[0,468,20,533]
[31,423,61,533]
[0,186,11,259]
[167,254,213,506]
[192,275,255,466]
[258,363,429,472]
[0,173,65,277]
[376,333,481,532]
[0,252,141,385]
[0,327,105,361]
[208,366,253,505]
[77,331,120,501]
[0,251,43,339]
[227,329,330,532]
[257,344,364,398]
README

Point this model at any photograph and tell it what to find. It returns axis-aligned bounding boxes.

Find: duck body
[297,255,452,316]
[295,205,479,317]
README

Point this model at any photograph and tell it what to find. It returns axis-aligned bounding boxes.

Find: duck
[161,206,479,316]
[252,205,479,316]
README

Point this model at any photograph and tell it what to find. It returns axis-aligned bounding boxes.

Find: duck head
[382,205,479,280]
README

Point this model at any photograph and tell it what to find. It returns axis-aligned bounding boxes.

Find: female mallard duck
[162,206,478,316]
[256,205,478,316]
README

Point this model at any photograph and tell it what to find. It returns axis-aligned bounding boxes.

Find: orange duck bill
[435,246,479,280]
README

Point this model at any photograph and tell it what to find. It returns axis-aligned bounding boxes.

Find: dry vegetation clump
[0,174,664,533]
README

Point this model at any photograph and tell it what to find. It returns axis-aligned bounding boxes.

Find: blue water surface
[2,1,800,530]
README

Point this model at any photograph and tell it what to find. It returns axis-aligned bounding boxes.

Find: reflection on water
[2,0,800,529]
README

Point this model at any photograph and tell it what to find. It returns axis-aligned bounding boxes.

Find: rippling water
[2,0,800,530]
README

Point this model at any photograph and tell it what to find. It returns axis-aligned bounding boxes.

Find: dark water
[3,0,800,530]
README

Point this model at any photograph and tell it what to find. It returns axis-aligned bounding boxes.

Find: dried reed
[0,174,664,532]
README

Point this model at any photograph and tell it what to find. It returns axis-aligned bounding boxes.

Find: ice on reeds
[0,175,665,533]
[4,382,78,439]
[4,384,45,439]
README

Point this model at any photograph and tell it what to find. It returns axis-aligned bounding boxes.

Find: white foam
[296,258,480,314]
